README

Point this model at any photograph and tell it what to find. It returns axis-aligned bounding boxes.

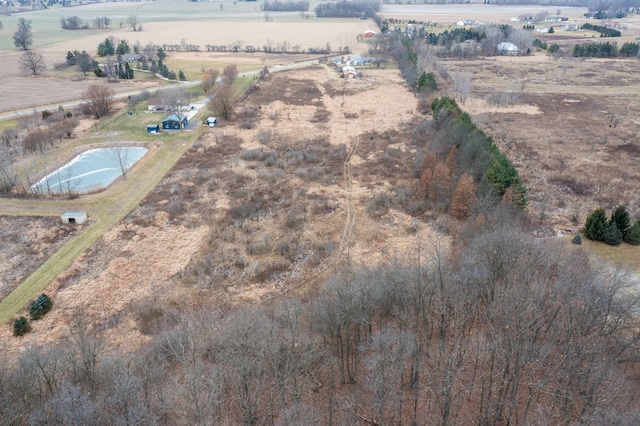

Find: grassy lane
[0,131,199,325]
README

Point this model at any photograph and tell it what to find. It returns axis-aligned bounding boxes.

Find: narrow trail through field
[338,136,359,265]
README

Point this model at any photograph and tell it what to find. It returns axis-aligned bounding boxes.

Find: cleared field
[379,4,588,21]
[0,0,373,113]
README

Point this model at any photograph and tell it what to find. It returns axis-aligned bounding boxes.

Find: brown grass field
[2,3,640,352]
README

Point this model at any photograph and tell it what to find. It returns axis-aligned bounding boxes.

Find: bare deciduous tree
[208,84,236,121]
[452,72,471,105]
[80,85,115,119]
[161,87,188,131]
[200,68,220,94]
[221,63,239,85]
[19,51,46,75]
[127,14,139,31]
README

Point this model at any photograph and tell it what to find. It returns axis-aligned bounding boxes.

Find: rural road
[0,58,322,120]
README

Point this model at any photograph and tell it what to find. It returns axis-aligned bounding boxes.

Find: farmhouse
[147,97,165,112]
[162,114,188,130]
[456,19,478,26]
[61,212,87,225]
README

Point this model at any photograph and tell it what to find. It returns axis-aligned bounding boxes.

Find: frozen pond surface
[32,147,148,195]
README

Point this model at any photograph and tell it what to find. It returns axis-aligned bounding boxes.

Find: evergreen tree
[97,37,115,56]
[13,316,31,336]
[417,71,437,92]
[610,206,630,238]
[178,70,186,81]
[29,293,53,321]
[624,220,640,245]
[584,208,607,241]
[602,222,623,245]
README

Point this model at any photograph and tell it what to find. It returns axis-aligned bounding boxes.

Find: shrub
[572,235,582,245]
[13,316,31,336]
[166,199,185,216]
[29,293,53,321]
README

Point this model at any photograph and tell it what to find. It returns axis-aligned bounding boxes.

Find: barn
[147,124,160,133]
[162,114,188,130]
[61,212,87,225]
[364,30,376,38]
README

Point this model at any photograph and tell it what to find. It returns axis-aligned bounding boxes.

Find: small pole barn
[61,212,87,224]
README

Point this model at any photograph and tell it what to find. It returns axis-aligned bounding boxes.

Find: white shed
[61,212,87,225]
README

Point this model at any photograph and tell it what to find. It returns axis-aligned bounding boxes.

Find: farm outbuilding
[364,30,376,38]
[162,114,188,130]
[61,212,87,225]
[147,124,160,133]
[205,117,217,127]
[498,42,519,55]
[342,66,358,79]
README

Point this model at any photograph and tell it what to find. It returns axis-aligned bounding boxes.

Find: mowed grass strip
[0,128,198,325]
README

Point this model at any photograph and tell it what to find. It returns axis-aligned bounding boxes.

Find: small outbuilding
[342,66,358,79]
[364,30,376,38]
[205,117,217,127]
[498,42,520,55]
[162,114,188,130]
[147,124,160,133]
[61,212,87,225]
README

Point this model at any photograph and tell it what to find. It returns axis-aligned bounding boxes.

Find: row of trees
[262,0,309,11]
[581,22,621,37]
[314,0,379,18]
[418,97,527,216]
[60,15,111,30]
[573,41,640,57]
[584,205,640,245]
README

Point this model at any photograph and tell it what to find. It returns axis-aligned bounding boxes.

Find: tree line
[59,15,112,30]
[581,22,622,37]
[314,0,379,18]
[262,0,309,12]
[573,41,640,57]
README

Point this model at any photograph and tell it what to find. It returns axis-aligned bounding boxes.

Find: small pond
[31,147,148,195]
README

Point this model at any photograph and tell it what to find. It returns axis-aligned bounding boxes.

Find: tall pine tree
[584,208,607,241]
